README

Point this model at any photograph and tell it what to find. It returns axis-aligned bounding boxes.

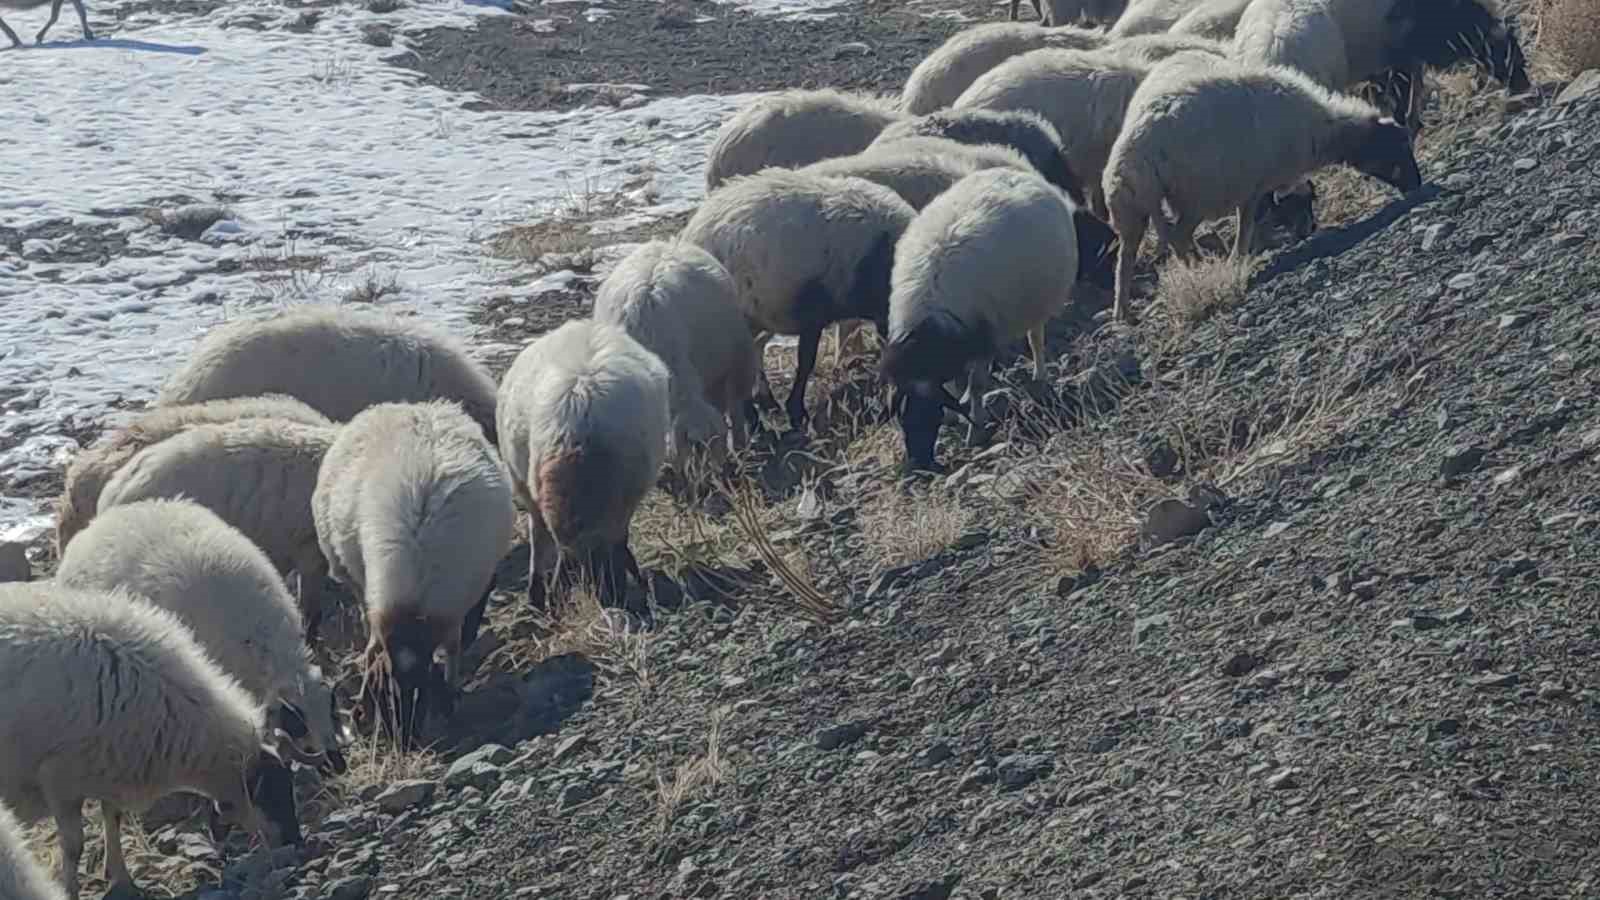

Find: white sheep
[869,108,1087,203]
[0,0,91,47]
[1010,0,1126,25]
[0,801,65,900]
[156,305,500,445]
[1166,0,1252,38]
[952,46,1161,222]
[1102,55,1422,322]
[0,582,300,900]
[680,169,916,431]
[94,418,339,644]
[496,320,669,612]
[1105,31,1228,63]
[55,498,347,776]
[591,239,759,467]
[312,400,515,747]
[54,394,332,559]
[797,141,1031,212]
[899,22,1106,116]
[1106,0,1207,36]
[703,89,903,191]
[880,168,1082,472]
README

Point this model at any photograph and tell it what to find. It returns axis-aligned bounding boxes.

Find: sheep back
[882,168,1080,386]
[1107,32,1229,64]
[156,306,500,444]
[496,320,669,550]
[797,143,1029,211]
[869,108,1083,203]
[313,400,515,628]
[1231,0,1352,88]
[1107,0,1205,35]
[704,89,903,190]
[680,169,916,337]
[1167,0,1252,38]
[899,22,1107,116]
[55,394,331,558]
[591,239,756,457]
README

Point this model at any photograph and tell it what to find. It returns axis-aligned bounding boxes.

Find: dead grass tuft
[857,482,971,571]
[1155,254,1255,333]
[653,707,732,838]
[342,267,401,304]
[483,583,654,696]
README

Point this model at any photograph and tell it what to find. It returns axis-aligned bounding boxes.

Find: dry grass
[1154,254,1255,333]
[719,474,843,624]
[482,584,655,696]
[1527,0,1600,77]
[652,707,732,838]
[857,482,971,571]
[342,267,401,304]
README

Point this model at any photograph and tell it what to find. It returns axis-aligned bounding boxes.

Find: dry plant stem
[653,708,731,838]
[713,473,841,625]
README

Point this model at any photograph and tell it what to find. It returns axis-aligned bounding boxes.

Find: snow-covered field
[0,0,798,539]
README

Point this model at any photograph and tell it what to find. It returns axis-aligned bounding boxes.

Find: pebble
[995,753,1052,791]
[374,780,435,814]
[1265,768,1300,790]
[1556,69,1600,105]
[815,720,868,751]
[1420,222,1454,251]
[1446,272,1477,290]
[1138,497,1210,548]
[1132,612,1171,647]
[1511,157,1537,172]
[556,781,595,811]
[1439,444,1485,478]
[1497,311,1533,329]
[324,876,374,900]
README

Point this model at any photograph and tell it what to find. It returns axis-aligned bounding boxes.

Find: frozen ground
[0,0,806,538]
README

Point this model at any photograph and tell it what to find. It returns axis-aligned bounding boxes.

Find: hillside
[5,0,1599,897]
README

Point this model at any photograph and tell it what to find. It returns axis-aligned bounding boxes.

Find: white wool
[156,305,500,445]
[94,417,337,632]
[54,394,331,558]
[680,168,915,337]
[1231,0,1352,88]
[1168,0,1253,38]
[313,400,514,634]
[591,239,758,463]
[703,89,903,190]
[953,47,1154,221]
[889,167,1080,352]
[0,801,66,900]
[1106,32,1228,64]
[900,22,1107,115]
[55,498,339,765]
[495,320,669,550]
[1107,0,1207,36]
[798,142,1030,211]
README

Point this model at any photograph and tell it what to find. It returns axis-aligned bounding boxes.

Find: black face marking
[276,702,309,740]
[1073,211,1118,289]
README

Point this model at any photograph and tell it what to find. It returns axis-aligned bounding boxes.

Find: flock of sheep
[0,0,1534,896]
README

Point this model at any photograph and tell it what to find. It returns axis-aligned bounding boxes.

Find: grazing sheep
[94,418,339,644]
[953,47,1160,222]
[0,801,65,900]
[881,168,1083,472]
[870,107,1085,203]
[1106,31,1229,63]
[55,498,347,776]
[797,142,1032,212]
[680,169,916,430]
[1106,0,1207,36]
[1103,56,1422,322]
[496,320,669,612]
[313,400,515,747]
[0,582,300,900]
[592,239,758,467]
[900,22,1106,116]
[54,394,332,559]
[1368,0,1531,131]
[0,0,91,47]
[156,306,500,445]
[1166,0,1252,38]
[1010,0,1126,25]
[704,89,903,191]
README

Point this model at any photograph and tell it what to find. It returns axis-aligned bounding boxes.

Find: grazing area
[2,0,1599,897]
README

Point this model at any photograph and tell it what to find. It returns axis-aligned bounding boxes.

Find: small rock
[556,781,595,811]
[1446,272,1477,291]
[552,734,586,763]
[1497,311,1533,329]
[374,780,434,813]
[1512,157,1537,172]
[324,876,373,900]
[359,23,392,46]
[1139,497,1210,548]
[1473,672,1520,689]
[443,758,503,792]
[1492,465,1522,486]
[815,720,868,751]
[1420,221,1455,250]
[1222,652,1260,678]
[1132,612,1171,647]
[1556,70,1600,105]
[1441,605,1473,625]
[1265,767,1299,790]
[1262,520,1291,539]
[917,742,953,767]
[831,41,872,59]
[0,543,29,582]
[1439,444,1484,479]
[995,753,1052,791]
[795,486,823,521]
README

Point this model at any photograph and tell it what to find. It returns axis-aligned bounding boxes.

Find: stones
[1445,272,1477,291]
[1139,497,1210,548]
[444,745,511,792]
[374,780,435,814]
[1439,444,1485,479]
[1132,612,1172,648]
[1265,767,1300,790]
[323,876,374,900]
[1556,69,1600,105]
[1497,311,1533,329]
[1420,221,1455,250]
[995,753,1052,791]
[815,720,869,751]
[1511,157,1538,172]
[556,781,596,811]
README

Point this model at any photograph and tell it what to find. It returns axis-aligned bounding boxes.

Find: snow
[0,0,792,538]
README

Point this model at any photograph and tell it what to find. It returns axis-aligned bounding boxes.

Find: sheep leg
[1,17,23,47]
[69,0,91,39]
[102,803,132,887]
[1232,202,1257,258]
[1111,217,1146,325]
[47,792,85,900]
[35,0,63,43]
[750,330,780,413]
[785,326,822,431]
[964,358,993,447]
[460,580,492,652]
[1027,325,1048,384]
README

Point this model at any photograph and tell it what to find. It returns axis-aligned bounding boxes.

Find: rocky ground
[11,0,1600,897]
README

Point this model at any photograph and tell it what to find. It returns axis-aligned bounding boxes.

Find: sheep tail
[879,310,994,387]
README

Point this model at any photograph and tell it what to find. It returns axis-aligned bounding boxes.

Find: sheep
[680,169,916,431]
[54,394,332,559]
[703,89,904,191]
[880,168,1083,472]
[1010,0,1126,26]
[797,142,1033,213]
[312,400,515,747]
[94,418,340,644]
[1362,0,1531,132]
[0,0,91,47]
[0,582,300,900]
[1106,0,1208,36]
[55,498,347,776]
[496,320,669,614]
[156,305,500,445]
[870,107,1086,203]
[952,47,1160,223]
[591,239,758,467]
[0,801,65,900]
[1105,31,1229,63]
[899,22,1107,116]
[1102,56,1422,323]
[1166,0,1253,38]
